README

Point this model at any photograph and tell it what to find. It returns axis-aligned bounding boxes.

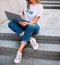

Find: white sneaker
[30,38,38,50]
[14,51,22,64]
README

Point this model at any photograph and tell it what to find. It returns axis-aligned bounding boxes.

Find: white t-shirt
[21,3,44,26]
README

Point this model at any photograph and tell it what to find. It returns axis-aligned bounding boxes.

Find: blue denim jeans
[8,19,40,44]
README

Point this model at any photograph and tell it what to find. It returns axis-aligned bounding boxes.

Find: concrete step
[0,40,60,60]
[0,33,60,43]
[41,0,60,1]
[41,0,60,9]
[0,55,60,65]
[43,5,60,9]
[41,1,60,5]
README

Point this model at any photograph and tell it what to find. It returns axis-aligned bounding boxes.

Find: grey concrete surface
[0,33,60,43]
[0,40,60,59]
[0,40,60,52]
[0,55,60,65]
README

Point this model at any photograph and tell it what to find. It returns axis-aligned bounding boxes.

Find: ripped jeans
[8,19,40,44]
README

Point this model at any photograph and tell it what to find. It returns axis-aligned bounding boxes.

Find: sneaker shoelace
[15,52,22,60]
[30,38,37,47]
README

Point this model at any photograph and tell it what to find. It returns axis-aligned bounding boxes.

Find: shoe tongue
[17,51,22,55]
[16,51,22,59]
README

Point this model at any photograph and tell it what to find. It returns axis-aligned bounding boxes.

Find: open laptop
[5,11,23,22]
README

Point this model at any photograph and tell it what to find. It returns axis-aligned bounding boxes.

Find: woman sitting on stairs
[8,0,43,64]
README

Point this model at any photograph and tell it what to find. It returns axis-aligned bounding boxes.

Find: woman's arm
[19,16,40,27]
[29,16,40,24]
[20,16,40,27]
[20,11,24,19]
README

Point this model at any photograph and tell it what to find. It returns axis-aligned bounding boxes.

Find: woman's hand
[19,22,29,27]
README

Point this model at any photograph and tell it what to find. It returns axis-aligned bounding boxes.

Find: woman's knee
[27,24,34,30]
[8,22,12,28]
[32,25,40,35]
[8,21,15,28]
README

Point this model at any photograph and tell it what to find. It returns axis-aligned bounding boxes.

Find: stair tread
[0,40,60,59]
[0,40,60,52]
[0,55,60,65]
[41,0,60,1]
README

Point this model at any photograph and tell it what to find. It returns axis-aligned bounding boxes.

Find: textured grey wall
[0,0,24,24]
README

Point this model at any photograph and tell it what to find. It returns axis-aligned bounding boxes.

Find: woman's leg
[18,24,40,51]
[8,20,25,36]
[21,24,40,43]
[30,23,40,39]
[29,24,40,50]
[18,24,40,52]
[14,24,40,63]
[17,24,35,52]
[8,21,27,63]
[32,24,40,35]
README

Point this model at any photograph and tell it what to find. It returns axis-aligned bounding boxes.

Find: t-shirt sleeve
[36,5,44,17]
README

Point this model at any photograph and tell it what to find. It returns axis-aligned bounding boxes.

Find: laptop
[5,11,23,22]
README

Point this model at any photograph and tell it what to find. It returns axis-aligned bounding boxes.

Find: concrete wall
[0,0,25,24]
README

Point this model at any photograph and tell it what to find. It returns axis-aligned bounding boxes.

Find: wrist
[29,22,32,24]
